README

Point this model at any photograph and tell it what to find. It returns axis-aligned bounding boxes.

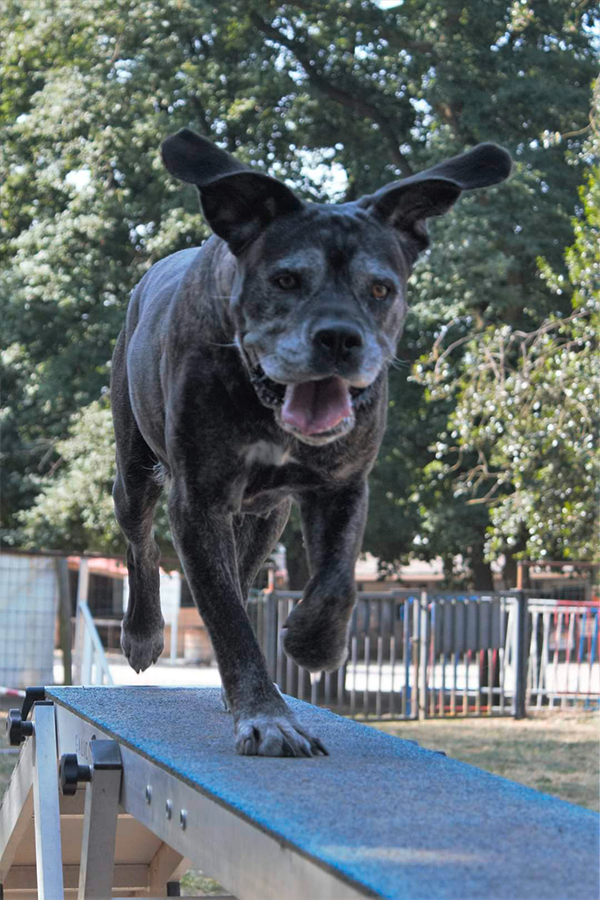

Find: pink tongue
[281,377,352,435]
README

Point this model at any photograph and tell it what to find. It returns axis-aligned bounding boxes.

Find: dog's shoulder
[135,247,203,306]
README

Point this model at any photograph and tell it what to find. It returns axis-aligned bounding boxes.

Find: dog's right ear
[161,129,302,254]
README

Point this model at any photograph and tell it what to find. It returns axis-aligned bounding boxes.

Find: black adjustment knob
[6,709,34,746]
[59,753,92,796]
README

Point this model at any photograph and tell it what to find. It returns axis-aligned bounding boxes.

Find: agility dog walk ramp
[1,686,598,899]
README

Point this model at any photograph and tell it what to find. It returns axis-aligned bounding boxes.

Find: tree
[18,400,123,553]
[415,86,599,567]
[2,1,596,581]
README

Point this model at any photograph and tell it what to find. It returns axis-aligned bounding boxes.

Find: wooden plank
[0,739,35,881]
[4,863,150,891]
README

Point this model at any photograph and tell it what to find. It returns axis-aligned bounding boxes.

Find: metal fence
[527,599,599,709]
[0,554,58,688]
[421,592,523,719]
[249,590,420,718]
[2,550,598,717]
[249,590,599,720]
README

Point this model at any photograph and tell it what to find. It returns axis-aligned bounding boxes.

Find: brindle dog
[111,129,511,756]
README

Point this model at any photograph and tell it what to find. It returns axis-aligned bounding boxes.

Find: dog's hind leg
[111,333,165,672]
[234,500,292,603]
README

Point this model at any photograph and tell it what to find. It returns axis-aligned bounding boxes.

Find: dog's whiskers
[387,355,410,371]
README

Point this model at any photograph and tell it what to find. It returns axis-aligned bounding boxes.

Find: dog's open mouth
[248,363,368,441]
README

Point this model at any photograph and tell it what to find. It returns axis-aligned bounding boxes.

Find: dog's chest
[242,441,298,469]
[238,440,323,514]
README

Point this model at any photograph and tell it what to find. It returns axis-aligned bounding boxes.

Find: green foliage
[415,98,600,564]
[17,400,121,551]
[1,0,597,581]
[17,398,173,553]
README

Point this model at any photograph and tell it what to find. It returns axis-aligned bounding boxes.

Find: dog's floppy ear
[362,143,512,255]
[161,128,302,254]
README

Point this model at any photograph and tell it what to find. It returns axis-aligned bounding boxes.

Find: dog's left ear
[161,128,302,254]
[362,143,512,255]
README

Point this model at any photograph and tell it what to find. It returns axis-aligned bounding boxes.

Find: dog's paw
[121,622,164,673]
[235,711,328,758]
[282,602,350,673]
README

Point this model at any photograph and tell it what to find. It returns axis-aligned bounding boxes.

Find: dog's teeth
[310,671,323,685]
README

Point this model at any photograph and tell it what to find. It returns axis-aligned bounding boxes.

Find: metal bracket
[6,687,46,746]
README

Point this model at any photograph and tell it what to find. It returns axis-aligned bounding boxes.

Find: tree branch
[249,11,414,177]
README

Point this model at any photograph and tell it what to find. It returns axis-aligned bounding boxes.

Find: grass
[372,708,600,812]
[1,709,598,895]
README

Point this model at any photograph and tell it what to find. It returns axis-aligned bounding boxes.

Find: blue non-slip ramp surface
[47,686,599,900]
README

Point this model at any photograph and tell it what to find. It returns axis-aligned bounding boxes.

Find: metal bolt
[179,809,187,830]
[165,799,173,820]
[145,785,152,805]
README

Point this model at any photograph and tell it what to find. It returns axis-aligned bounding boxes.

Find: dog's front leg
[283,479,368,673]
[168,481,326,757]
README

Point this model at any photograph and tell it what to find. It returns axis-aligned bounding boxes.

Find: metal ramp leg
[31,703,64,900]
[75,741,122,900]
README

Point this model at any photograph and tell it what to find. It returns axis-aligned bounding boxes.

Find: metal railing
[72,559,114,686]
[421,592,529,719]
[527,599,599,708]
[250,590,599,719]
[250,590,421,719]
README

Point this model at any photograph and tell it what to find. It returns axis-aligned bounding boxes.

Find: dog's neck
[193,236,238,341]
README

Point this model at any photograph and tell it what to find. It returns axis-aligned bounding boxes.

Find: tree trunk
[470,542,495,591]
[503,536,531,589]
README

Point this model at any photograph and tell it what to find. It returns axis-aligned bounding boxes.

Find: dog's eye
[372,282,390,300]
[274,273,300,290]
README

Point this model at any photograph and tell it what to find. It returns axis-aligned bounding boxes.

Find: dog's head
[162,129,511,446]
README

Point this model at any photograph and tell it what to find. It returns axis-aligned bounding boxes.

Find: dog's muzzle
[247,360,373,446]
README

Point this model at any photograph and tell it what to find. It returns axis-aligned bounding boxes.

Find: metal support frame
[1,697,191,899]
[77,740,122,900]
[31,702,64,900]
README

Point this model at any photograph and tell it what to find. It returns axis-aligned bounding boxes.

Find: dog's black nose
[312,323,364,364]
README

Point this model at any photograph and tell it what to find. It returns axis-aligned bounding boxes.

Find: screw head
[145,785,152,804]
[180,809,187,830]
[165,799,172,820]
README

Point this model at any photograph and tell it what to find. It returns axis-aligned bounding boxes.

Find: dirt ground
[1,708,598,895]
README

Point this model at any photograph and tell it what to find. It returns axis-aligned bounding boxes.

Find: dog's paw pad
[235,714,328,758]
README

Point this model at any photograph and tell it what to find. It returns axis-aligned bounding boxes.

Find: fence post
[513,590,528,719]
[418,591,429,720]
[54,557,73,685]
[74,558,91,684]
